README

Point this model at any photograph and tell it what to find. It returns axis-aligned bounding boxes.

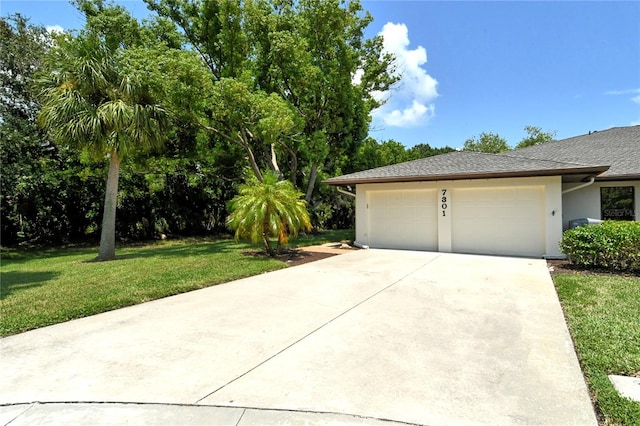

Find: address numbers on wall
[441,189,448,217]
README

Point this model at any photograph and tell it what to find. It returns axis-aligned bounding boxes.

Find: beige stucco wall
[562,180,640,229]
[355,176,563,258]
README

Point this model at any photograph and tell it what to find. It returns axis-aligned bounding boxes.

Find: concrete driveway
[0,249,596,425]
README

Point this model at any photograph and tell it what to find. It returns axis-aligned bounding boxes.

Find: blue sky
[3,0,639,149]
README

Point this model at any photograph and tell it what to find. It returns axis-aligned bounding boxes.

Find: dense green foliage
[37,25,170,260]
[560,221,640,272]
[351,138,455,171]
[555,273,640,425]
[462,132,510,153]
[1,15,104,246]
[463,126,556,153]
[0,16,239,248]
[227,171,312,256]
[0,2,419,248]
[0,1,556,249]
[142,0,399,209]
[514,125,557,149]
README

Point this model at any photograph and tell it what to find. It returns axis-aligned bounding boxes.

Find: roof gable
[324,125,638,186]
[324,151,608,185]
[506,125,639,179]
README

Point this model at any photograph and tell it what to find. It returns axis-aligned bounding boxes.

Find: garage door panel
[368,190,437,251]
[452,187,545,257]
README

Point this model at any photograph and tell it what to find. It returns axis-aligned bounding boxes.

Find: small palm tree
[37,33,168,261]
[227,171,312,257]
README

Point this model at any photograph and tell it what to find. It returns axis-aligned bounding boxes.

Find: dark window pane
[600,187,635,221]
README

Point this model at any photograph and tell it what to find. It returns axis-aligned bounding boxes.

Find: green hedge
[560,221,640,272]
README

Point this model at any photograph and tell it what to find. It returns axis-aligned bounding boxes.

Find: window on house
[600,186,635,221]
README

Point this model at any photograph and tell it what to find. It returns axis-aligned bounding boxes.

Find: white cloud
[604,88,640,96]
[372,22,438,128]
[46,25,64,34]
[383,101,435,127]
[352,68,364,86]
[605,88,640,104]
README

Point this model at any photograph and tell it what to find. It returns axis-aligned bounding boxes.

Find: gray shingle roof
[505,125,640,179]
[324,125,639,185]
[323,151,609,185]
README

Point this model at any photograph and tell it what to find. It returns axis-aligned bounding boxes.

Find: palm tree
[227,171,312,257]
[37,34,168,261]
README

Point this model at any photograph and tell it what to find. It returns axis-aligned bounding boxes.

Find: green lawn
[0,230,354,337]
[554,273,640,425]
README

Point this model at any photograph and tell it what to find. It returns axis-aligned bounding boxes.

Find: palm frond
[36,33,169,160]
[227,170,312,255]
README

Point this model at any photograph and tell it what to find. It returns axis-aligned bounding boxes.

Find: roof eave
[323,166,610,186]
[595,173,640,182]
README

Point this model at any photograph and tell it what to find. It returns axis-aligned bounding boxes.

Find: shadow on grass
[3,239,245,265]
[113,239,245,261]
[1,230,354,265]
[1,246,98,265]
[0,271,59,299]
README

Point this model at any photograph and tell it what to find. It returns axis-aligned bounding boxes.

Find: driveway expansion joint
[234,408,246,426]
[1,402,35,425]
[194,255,442,405]
[208,404,425,426]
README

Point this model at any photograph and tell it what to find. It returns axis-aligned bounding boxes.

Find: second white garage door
[451,186,545,257]
[367,189,438,250]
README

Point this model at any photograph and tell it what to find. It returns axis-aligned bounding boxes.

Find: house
[323,125,640,258]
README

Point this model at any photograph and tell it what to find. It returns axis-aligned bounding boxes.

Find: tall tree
[515,125,556,149]
[227,171,311,257]
[462,132,510,154]
[144,0,247,79]
[0,15,70,245]
[37,29,169,260]
[406,143,456,160]
[145,0,397,205]
[247,0,397,201]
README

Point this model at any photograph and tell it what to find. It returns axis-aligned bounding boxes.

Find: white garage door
[367,189,438,250]
[452,186,545,257]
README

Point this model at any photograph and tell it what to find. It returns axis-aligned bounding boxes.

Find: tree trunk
[199,122,264,182]
[277,140,298,186]
[96,150,121,261]
[270,144,283,179]
[305,162,319,203]
[262,233,275,257]
[239,129,264,182]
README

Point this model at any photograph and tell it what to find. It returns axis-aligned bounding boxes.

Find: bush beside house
[560,221,640,273]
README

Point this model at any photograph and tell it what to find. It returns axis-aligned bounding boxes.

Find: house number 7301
[441,189,448,216]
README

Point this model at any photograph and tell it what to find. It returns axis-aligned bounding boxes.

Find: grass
[0,230,354,337]
[554,273,640,425]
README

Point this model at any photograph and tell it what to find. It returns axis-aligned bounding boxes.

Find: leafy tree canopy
[36,2,171,260]
[144,0,398,204]
[462,132,510,154]
[407,143,456,159]
[515,125,557,149]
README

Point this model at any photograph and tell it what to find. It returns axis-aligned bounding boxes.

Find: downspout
[562,177,595,194]
[335,186,369,249]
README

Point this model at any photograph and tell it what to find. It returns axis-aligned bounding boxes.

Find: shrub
[560,221,640,272]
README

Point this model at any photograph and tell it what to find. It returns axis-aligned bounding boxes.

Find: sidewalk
[2,402,415,425]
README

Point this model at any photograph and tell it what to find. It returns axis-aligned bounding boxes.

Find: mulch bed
[244,248,338,267]
[547,259,640,277]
